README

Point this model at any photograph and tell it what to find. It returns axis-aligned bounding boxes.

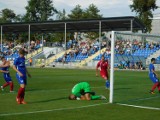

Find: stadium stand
[0,40,42,62]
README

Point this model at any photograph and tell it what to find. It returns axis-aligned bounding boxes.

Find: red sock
[3,82,10,88]
[151,83,159,91]
[9,82,14,91]
[157,83,160,91]
[17,87,24,99]
[21,88,25,100]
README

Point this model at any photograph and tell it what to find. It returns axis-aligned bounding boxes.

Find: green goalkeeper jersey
[71,82,91,97]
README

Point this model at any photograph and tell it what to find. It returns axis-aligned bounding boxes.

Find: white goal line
[0,102,109,117]
[117,103,160,111]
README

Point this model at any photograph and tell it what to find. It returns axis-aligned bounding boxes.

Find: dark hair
[151,58,155,62]
[0,56,5,60]
[68,95,72,100]
[101,55,105,59]
[68,94,76,100]
[19,48,25,55]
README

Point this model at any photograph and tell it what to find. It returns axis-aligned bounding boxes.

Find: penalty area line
[0,102,109,117]
[117,103,160,111]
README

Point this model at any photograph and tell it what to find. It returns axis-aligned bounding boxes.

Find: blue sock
[106,81,110,88]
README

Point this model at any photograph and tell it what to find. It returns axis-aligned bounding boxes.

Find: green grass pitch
[0,68,160,120]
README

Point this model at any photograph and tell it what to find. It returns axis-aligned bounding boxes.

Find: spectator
[29,58,32,66]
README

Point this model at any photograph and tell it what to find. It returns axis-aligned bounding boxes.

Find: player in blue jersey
[149,58,160,94]
[13,49,31,104]
[0,57,14,92]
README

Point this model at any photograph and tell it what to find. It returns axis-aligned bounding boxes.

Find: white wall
[154,64,160,71]
[43,47,64,58]
[151,19,160,34]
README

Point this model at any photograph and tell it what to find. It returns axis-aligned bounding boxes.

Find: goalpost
[109,31,160,103]
[109,31,115,103]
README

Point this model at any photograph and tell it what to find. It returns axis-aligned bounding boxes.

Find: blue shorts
[3,74,12,82]
[149,74,159,83]
[16,73,27,85]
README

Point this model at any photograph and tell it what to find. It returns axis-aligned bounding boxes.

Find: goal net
[110,31,160,108]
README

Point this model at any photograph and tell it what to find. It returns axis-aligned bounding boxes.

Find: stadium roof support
[0,16,145,33]
[65,23,67,50]
[99,21,102,55]
[0,16,145,52]
[1,26,2,51]
[28,24,30,53]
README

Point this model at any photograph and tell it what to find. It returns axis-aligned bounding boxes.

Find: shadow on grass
[27,89,40,92]
[29,97,67,104]
[114,88,132,91]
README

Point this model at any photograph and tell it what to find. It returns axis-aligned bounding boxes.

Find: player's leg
[16,75,27,104]
[1,82,10,91]
[100,71,110,89]
[150,83,158,94]
[1,77,11,91]
[21,77,27,104]
[150,76,159,94]
[84,93,91,100]
[9,81,14,92]
[90,95,101,100]
[83,83,91,100]
[157,82,160,93]
[91,95,106,100]
[5,77,14,92]
[103,75,110,89]
[84,92,103,100]
[17,84,26,104]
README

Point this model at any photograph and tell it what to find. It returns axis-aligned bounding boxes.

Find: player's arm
[12,65,23,76]
[0,61,10,68]
[151,69,158,77]
[96,63,100,76]
[84,93,91,100]
[13,58,23,77]
[80,93,91,100]
[0,70,9,73]
[26,68,31,78]
[80,95,86,100]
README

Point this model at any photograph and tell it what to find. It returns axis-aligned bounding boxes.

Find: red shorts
[100,71,108,79]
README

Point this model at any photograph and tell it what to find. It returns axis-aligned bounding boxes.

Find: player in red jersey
[96,56,110,89]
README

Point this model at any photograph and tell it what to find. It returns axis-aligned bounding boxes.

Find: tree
[14,14,25,22]
[56,9,68,20]
[83,4,102,19]
[24,0,57,22]
[130,0,158,32]
[68,5,84,20]
[82,4,102,40]
[0,8,16,23]
[67,4,103,40]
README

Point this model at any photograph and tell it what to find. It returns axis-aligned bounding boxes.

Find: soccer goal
[110,31,160,106]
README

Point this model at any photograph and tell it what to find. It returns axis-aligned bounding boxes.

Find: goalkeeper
[68,82,106,100]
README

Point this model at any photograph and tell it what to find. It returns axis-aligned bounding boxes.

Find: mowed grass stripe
[0,68,160,120]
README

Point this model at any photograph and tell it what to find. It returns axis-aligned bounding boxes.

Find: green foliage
[68,4,102,20]
[24,0,57,22]
[0,8,16,23]
[83,4,102,19]
[0,3,103,42]
[0,9,25,23]
[3,32,29,43]
[67,4,102,40]
[14,14,25,22]
[56,9,68,20]
[68,5,84,20]
[85,32,99,40]
[130,0,158,32]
